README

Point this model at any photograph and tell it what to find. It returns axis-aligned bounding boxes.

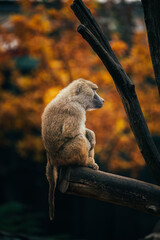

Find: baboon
[41,78,104,220]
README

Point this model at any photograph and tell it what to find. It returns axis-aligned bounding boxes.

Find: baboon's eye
[92,88,99,96]
[92,87,98,91]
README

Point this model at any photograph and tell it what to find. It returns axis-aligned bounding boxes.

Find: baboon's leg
[87,139,99,170]
[55,134,98,169]
[88,146,94,158]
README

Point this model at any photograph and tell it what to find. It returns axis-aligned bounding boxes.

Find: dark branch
[141,0,160,95]
[77,24,131,90]
[71,0,160,184]
[71,0,120,65]
[58,167,160,217]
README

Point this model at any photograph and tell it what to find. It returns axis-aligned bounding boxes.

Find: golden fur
[41,78,104,220]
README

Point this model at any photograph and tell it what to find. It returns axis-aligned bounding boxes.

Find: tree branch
[71,0,120,65]
[58,167,160,217]
[141,0,160,95]
[71,0,160,184]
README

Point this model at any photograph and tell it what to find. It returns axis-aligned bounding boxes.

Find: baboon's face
[91,89,104,110]
[70,79,104,111]
[76,81,104,111]
[86,88,104,111]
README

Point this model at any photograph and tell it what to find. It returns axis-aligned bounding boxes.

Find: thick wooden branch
[141,0,160,95]
[71,0,160,184]
[58,167,160,217]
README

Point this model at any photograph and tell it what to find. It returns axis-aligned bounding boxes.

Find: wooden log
[58,167,160,217]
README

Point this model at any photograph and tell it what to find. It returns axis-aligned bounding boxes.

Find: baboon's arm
[62,116,82,138]
[85,128,96,150]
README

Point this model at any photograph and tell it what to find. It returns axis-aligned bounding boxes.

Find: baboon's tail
[46,154,58,221]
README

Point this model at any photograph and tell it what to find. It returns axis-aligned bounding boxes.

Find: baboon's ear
[75,83,82,95]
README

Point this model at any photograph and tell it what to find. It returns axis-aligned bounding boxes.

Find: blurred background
[0,0,160,239]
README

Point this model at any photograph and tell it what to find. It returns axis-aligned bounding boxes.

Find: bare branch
[71,0,120,65]
[71,0,160,184]
[58,167,160,217]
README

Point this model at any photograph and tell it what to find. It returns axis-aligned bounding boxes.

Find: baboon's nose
[101,98,104,105]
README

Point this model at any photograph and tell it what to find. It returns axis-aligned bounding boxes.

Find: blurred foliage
[0,0,159,180]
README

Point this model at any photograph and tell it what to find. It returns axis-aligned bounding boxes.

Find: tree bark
[58,167,160,217]
[71,0,160,184]
[141,0,160,95]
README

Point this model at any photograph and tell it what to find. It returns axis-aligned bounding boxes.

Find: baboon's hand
[88,162,99,170]
[87,157,99,170]
[85,128,96,150]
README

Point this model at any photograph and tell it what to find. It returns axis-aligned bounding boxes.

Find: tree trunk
[141,0,160,94]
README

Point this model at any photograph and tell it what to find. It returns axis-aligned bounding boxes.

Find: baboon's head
[70,78,104,111]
